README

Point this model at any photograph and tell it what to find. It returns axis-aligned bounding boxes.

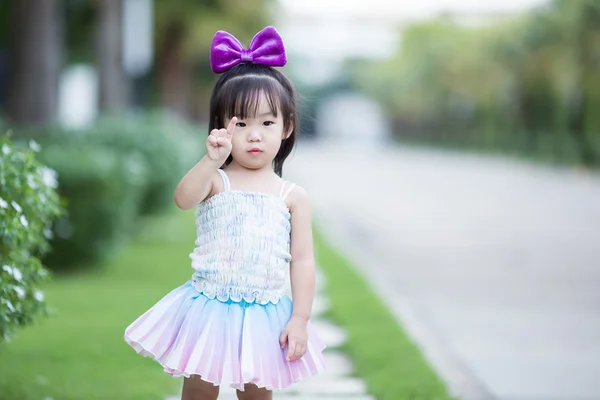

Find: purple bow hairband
[210,26,287,74]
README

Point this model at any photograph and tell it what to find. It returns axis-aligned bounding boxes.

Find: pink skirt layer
[124,280,326,391]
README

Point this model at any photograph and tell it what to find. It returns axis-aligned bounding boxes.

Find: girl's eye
[236,122,246,127]
[263,121,274,126]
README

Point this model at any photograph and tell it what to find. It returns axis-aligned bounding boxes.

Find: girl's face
[225,93,290,171]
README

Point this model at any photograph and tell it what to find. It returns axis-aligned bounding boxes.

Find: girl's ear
[283,128,293,140]
[283,115,294,139]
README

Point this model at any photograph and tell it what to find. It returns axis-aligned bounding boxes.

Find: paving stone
[216,386,236,398]
[311,294,330,317]
[319,350,355,377]
[311,319,347,348]
[285,377,368,396]
[271,396,374,400]
[215,378,369,398]
[217,393,374,400]
[278,396,374,400]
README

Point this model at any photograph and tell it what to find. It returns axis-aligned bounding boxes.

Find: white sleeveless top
[189,169,295,305]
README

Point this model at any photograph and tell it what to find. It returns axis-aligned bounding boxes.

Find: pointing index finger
[226,117,238,138]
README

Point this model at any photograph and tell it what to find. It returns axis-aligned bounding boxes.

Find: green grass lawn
[313,228,455,400]
[0,208,196,400]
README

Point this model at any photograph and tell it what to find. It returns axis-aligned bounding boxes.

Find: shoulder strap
[279,180,296,200]
[217,169,230,191]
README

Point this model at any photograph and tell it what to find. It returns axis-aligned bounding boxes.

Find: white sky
[279,0,551,20]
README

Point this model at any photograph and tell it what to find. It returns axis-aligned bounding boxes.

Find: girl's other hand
[206,117,237,162]
[279,316,308,362]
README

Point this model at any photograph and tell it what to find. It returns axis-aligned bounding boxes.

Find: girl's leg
[236,384,273,400]
[181,375,219,400]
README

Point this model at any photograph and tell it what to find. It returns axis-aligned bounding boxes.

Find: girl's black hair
[208,63,298,176]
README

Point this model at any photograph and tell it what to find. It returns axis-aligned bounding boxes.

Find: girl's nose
[248,128,262,142]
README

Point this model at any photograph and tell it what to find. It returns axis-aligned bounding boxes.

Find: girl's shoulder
[282,181,309,213]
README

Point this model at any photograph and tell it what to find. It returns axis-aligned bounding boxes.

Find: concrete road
[285,141,600,400]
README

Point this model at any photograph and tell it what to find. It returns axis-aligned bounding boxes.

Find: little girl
[124,26,326,400]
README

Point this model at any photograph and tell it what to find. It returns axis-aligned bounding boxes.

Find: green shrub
[5,111,203,271]
[36,113,191,215]
[85,113,185,214]
[163,113,206,170]
[0,135,63,341]
[38,143,148,270]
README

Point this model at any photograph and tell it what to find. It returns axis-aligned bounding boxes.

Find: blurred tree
[7,0,63,126]
[1,0,275,123]
[0,2,11,109]
[348,0,600,166]
[94,0,127,114]
[64,0,95,65]
[556,0,600,164]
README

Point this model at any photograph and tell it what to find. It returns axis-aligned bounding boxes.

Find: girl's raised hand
[206,117,237,162]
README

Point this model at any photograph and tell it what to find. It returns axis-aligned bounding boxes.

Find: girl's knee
[236,384,272,400]
[181,375,219,400]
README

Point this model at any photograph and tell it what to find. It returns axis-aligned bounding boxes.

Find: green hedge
[10,112,204,271]
[38,143,148,270]
[78,113,185,214]
[36,113,194,215]
[0,135,63,341]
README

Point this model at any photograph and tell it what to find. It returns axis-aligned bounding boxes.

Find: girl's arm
[279,185,316,361]
[174,118,237,210]
[173,156,221,210]
[288,185,316,322]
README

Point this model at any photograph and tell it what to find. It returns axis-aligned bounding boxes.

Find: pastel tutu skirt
[124,280,326,391]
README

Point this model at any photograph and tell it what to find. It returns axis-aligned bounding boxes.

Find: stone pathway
[167,269,373,399]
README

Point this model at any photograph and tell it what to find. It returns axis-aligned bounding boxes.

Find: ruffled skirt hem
[125,335,325,391]
[124,281,326,391]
